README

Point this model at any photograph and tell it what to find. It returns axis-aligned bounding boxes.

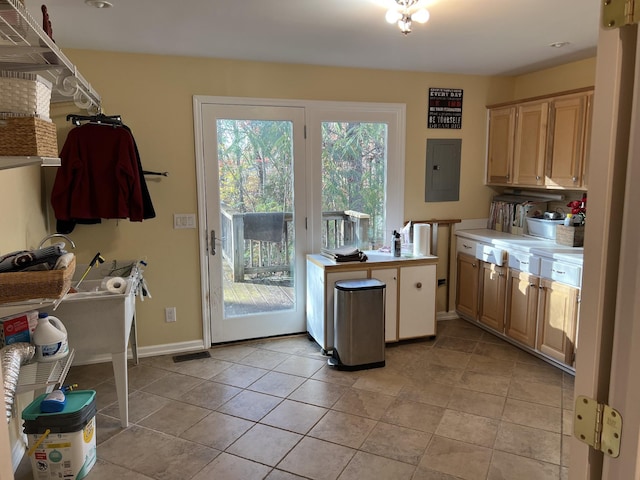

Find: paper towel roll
[103,276,127,294]
[413,223,431,257]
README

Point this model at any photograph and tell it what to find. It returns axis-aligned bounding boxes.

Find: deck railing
[220,205,370,281]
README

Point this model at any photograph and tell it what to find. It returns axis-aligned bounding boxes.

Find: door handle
[210,230,218,256]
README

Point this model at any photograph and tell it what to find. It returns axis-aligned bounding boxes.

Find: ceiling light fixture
[386,0,429,35]
[549,41,570,48]
[84,0,113,8]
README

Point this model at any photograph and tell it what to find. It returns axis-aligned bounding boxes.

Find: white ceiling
[41,0,600,76]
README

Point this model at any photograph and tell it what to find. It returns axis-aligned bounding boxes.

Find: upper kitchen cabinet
[486,88,593,191]
[579,92,593,189]
[546,93,590,188]
[486,107,515,184]
[513,101,549,186]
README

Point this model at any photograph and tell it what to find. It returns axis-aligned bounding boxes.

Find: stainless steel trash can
[328,278,385,371]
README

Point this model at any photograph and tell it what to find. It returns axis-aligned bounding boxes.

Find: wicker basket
[0,115,58,157]
[0,257,76,304]
[555,224,585,247]
[0,72,52,119]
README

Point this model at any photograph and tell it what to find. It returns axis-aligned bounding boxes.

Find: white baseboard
[437,311,460,321]
[137,340,207,359]
[70,340,207,366]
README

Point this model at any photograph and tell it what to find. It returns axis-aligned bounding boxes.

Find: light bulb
[386,9,402,24]
[398,17,412,34]
[411,9,430,24]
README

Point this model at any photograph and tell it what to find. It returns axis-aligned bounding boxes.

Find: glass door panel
[201,104,306,343]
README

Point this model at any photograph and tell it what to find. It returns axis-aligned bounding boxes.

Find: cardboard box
[0,310,38,347]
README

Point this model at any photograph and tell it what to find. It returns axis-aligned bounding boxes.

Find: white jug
[33,312,69,362]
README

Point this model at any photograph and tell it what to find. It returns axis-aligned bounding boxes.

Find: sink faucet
[38,233,76,249]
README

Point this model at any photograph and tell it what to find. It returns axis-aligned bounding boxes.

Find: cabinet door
[324,270,368,352]
[547,95,587,188]
[455,253,479,320]
[478,262,507,332]
[581,92,593,189]
[371,268,399,342]
[536,279,579,365]
[398,264,436,339]
[487,107,515,184]
[505,269,539,348]
[513,101,548,186]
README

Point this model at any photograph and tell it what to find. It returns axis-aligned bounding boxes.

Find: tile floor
[15,318,574,480]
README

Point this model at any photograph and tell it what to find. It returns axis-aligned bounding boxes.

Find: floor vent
[172,351,211,363]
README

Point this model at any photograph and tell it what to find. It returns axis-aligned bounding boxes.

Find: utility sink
[65,260,138,300]
[39,259,145,427]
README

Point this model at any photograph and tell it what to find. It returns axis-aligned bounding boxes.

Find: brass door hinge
[574,395,623,457]
[602,0,640,29]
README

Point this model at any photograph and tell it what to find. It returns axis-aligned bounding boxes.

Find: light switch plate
[174,213,196,229]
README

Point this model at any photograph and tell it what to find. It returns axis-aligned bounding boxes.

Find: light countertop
[307,250,438,269]
[456,228,583,265]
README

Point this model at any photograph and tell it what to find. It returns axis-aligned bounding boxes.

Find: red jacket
[51,124,144,222]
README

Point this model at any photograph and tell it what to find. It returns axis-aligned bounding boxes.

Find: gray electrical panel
[425,138,461,202]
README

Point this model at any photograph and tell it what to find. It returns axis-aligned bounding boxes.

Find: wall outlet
[165,307,177,323]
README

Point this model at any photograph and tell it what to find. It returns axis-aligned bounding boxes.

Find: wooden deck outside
[223,262,294,317]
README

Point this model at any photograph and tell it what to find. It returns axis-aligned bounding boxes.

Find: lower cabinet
[455,253,506,332]
[398,265,437,339]
[537,278,579,365]
[455,253,479,320]
[370,268,399,342]
[478,261,507,332]
[505,269,539,348]
[372,264,437,341]
[306,255,437,351]
[455,246,580,369]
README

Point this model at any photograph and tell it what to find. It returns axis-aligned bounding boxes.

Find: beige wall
[513,57,597,99]
[0,51,596,351]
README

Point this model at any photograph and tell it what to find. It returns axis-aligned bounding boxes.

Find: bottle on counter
[392,230,401,257]
[564,214,573,226]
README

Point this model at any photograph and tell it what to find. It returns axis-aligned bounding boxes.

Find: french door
[197,102,307,343]
[195,97,405,345]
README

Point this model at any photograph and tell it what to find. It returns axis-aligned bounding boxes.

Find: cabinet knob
[416,282,422,289]
[572,176,578,182]
[529,283,536,288]
[536,175,541,181]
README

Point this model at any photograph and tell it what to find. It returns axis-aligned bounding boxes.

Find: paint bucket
[22,390,97,479]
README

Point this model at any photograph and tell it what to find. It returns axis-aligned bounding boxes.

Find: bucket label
[83,418,95,443]
[27,418,96,480]
[36,460,48,472]
[48,450,62,462]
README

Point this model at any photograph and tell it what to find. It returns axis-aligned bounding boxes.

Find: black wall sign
[428,88,463,129]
